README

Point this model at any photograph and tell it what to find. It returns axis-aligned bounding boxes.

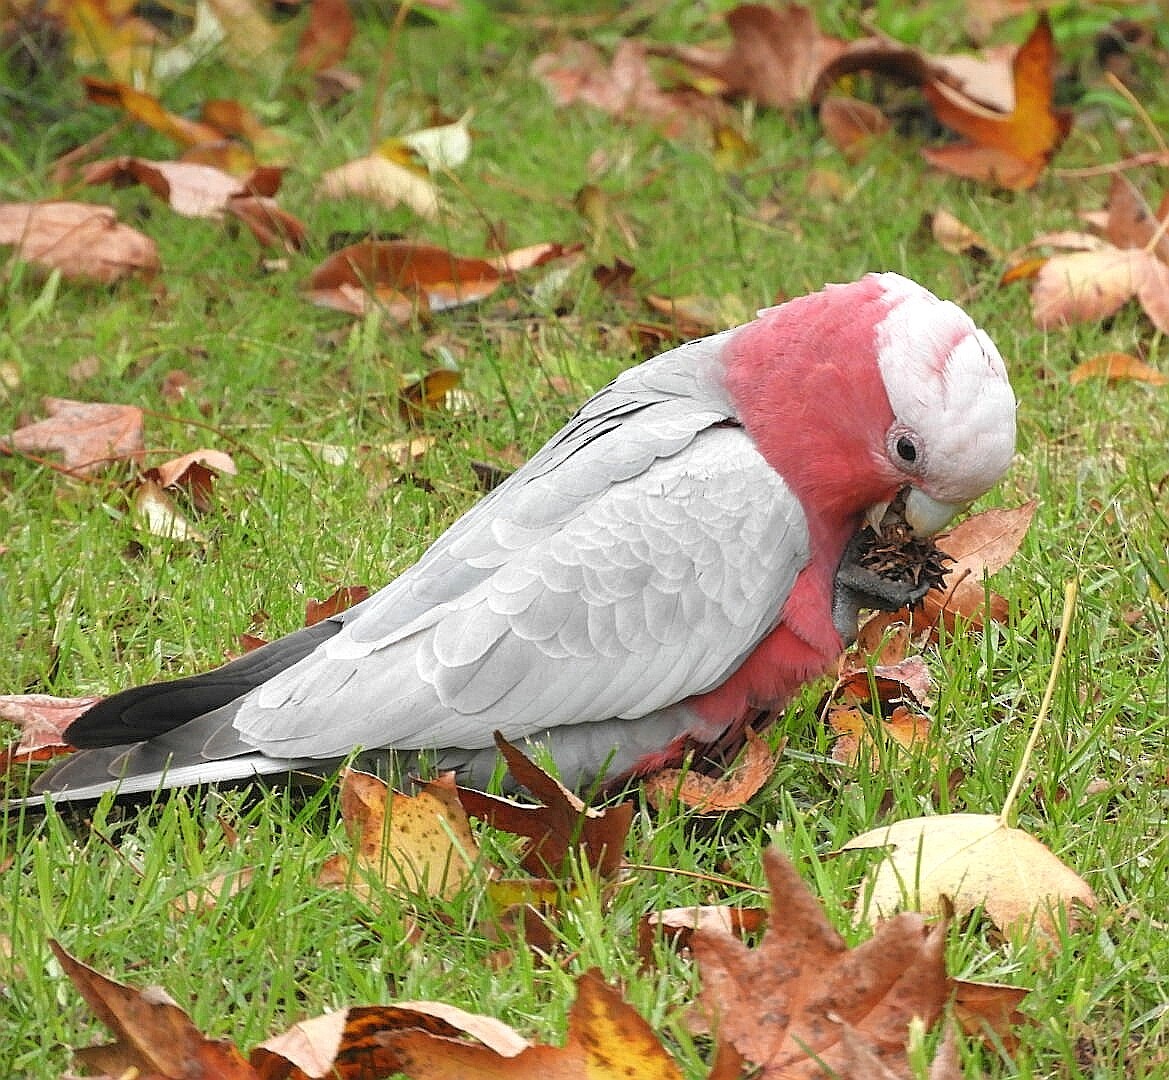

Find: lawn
[2,2,1168,1076]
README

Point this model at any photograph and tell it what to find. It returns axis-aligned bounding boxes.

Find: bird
[22,272,1016,805]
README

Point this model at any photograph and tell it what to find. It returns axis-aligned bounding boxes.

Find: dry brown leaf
[253,1001,528,1079]
[533,39,727,136]
[50,940,259,1079]
[319,770,482,900]
[5,397,145,475]
[922,14,1072,190]
[83,77,226,149]
[952,979,1030,1050]
[306,241,500,320]
[294,0,354,73]
[318,154,440,219]
[642,729,778,812]
[1102,174,1169,261]
[844,813,1097,938]
[227,196,307,252]
[0,201,159,283]
[0,694,98,768]
[148,449,237,490]
[1032,247,1169,332]
[456,733,633,878]
[693,847,954,1077]
[1069,352,1168,386]
[929,208,999,260]
[669,3,847,111]
[820,95,891,161]
[920,502,1035,631]
[304,586,370,627]
[84,157,260,218]
[399,369,462,422]
[381,969,684,1080]
[639,904,768,962]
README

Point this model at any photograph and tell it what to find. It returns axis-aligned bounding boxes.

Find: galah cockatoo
[26,273,1016,804]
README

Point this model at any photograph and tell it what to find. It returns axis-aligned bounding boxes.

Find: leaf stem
[999,579,1078,826]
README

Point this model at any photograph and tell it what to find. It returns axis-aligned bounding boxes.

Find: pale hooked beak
[865,490,967,538]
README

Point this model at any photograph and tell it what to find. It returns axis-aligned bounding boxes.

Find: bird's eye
[895,436,917,463]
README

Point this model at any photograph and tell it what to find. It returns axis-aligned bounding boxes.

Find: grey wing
[231,422,810,760]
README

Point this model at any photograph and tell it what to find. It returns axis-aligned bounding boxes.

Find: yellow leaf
[843,813,1096,938]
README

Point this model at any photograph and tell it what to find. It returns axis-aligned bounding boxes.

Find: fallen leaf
[307,241,501,320]
[643,729,778,812]
[304,586,370,626]
[829,705,932,769]
[532,39,727,136]
[1101,174,1169,261]
[83,77,226,149]
[146,448,237,490]
[134,479,202,540]
[84,157,278,219]
[456,733,633,878]
[1069,352,1168,386]
[819,95,890,161]
[318,770,482,900]
[394,111,474,172]
[226,196,307,252]
[843,813,1097,937]
[254,1001,528,1079]
[692,847,955,1077]
[0,201,160,283]
[381,969,685,1080]
[205,0,280,74]
[318,153,440,219]
[293,0,354,73]
[399,368,462,422]
[50,940,259,1079]
[1033,247,1169,335]
[666,3,847,111]
[639,904,768,962]
[921,502,1036,631]
[952,979,1030,1050]
[929,208,999,260]
[922,14,1072,190]
[0,694,98,767]
[5,397,145,475]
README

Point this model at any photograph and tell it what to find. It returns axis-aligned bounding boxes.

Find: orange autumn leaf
[692,847,955,1076]
[642,729,779,812]
[923,14,1071,189]
[83,77,226,149]
[381,969,685,1080]
[819,95,890,162]
[51,940,259,1079]
[1069,352,1168,386]
[294,0,355,73]
[829,704,932,768]
[307,241,501,320]
[304,586,371,626]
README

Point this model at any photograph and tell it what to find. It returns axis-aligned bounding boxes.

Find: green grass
[2,2,1169,1076]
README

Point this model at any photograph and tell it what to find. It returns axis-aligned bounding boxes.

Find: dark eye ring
[895,436,917,463]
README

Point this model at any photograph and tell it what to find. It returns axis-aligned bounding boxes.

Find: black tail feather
[65,620,342,748]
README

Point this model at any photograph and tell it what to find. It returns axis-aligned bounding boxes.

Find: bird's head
[722,272,1017,540]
